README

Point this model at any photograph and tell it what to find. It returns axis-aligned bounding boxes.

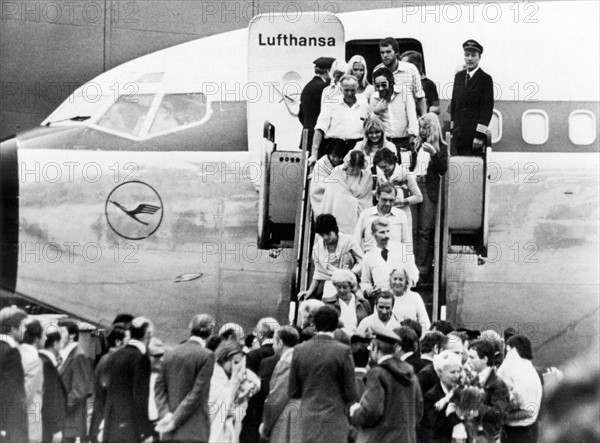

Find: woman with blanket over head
[321,149,373,235]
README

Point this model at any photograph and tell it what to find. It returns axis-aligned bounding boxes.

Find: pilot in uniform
[298,56,335,152]
[450,40,494,156]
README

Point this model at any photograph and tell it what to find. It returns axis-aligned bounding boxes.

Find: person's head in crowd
[541,353,598,443]
[298,299,325,329]
[417,113,445,148]
[112,313,134,326]
[389,267,411,297]
[313,56,334,82]
[0,307,28,343]
[58,319,79,347]
[468,339,496,373]
[379,37,400,69]
[243,333,258,353]
[505,335,534,361]
[315,213,339,247]
[254,317,280,345]
[333,328,351,345]
[433,350,462,390]
[363,117,387,149]
[189,313,215,340]
[373,148,397,178]
[206,334,224,352]
[401,319,422,341]
[219,323,245,347]
[430,320,455,335]
[331,269,358,304]
[394,326,419,357]
[106,322,128,349]
[339,74,359,106]
[329,59,348,85]
[503,327,517,343]
[371,217,391,249]
[372,67,395,101]
[130,317,153,346]
[300,325,317,342]
[148,337,166,372]
[462,39,483,72]
[445,331,467,363]
[22,318,43,348]
[43,330,62,358]
[346,55,370,89]
[480,329,503,366]
[399,50,424,75]
[273,326,299,356]
[421,331,448,358]
[375,183,397,215]
[313,306,339,333]
[374,291,395,323]
[345,149,367,176]
[326,139,347,167]
[215,341,244,377]
[370,326,401,362]
[351,339,370,369]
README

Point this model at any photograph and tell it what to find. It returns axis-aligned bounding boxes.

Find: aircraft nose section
[0,136,19,293]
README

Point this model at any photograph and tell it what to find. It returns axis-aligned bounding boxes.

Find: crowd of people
[1,303,561,443]
[301,37,494,283]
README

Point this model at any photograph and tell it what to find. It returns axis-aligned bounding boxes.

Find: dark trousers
[389,137,415,168]
[318,138,361,159]
[413,179,437,273]
[502,424,538,443]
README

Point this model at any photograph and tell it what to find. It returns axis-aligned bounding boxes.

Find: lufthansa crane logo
[105,181,164,240]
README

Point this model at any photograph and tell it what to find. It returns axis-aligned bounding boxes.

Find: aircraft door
[248,12,344,249]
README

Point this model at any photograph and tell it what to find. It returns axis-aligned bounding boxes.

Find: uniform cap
[370,324,401,345]
[463,39,483,54]
[313,56,336,69]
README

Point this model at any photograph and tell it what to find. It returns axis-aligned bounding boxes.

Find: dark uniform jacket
[289,334,358,442]
[298,76,329,148]
[103,344,152,443]
[351,355,423,443]
[424,143,448,203]
[154,338,215,443]
[60,344,93,440]
[450,68,494,155]
[39,352,67,443]
[424,382,462,443]
[0,340,28,443]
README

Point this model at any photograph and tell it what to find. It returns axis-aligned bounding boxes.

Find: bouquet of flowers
[451,365,485,441]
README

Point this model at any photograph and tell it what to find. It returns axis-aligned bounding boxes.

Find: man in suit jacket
[0,307,28,443]
[58,319,93,443]
[298,57,334,151]
[351,326,423,443]
[19,319,45,442]
[450,40,494,156]
[395,326,428,374]
[468,340,510,442]
[102,317,154,443]
[39,330,67,443]
[289,305,358,442]
[154,314,215,443]
[241,317,280,443]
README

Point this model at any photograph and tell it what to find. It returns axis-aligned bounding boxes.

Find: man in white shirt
[310,75,370,165]
[357,292,401,336]
[355,182,410,252]
[361,217,417,297]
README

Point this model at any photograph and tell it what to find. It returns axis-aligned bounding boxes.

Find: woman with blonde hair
[411,113,448,278]
[346,55,374,104]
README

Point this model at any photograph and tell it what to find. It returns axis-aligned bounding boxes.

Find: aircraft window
[136,72,165,83]
[568,110,597,145]
[489,109,502,144]
[521,110,549,145]
[46,93,115,125]
[149,93,208,135]
[96,95,154,137]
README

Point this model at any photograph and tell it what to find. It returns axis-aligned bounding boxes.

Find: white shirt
[361,243,418,293]
[60,342,78,364]
[354,206,410,252]
[127,339,147,355]
[338,294,358,333]
[315,100,370,140]
[393,291,431,332]
[189,336,207,347]
[466,65,480,79]
[374,60,425,99]
[370,91,418,138]
[39,349,58,367]
[0,334,18,348]
[357,312,401,336]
